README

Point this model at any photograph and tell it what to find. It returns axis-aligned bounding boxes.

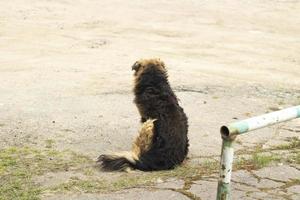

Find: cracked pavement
[0,0,300,199]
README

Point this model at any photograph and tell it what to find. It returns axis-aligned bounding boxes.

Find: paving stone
[189,180,217,200]
[231,190,250,199]
[232,170,258,187]
[231,182,259,192]
[253,165,300,182]
[189,180,258,200]
[248,192,282,200]
[256,178,285,189]
[248,192,269,199]
[43,189,190,200]
[288,185,300,194]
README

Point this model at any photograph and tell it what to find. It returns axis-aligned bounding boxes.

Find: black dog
[98,59,189,171]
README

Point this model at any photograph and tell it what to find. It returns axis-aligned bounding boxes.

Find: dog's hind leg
[132,119,156,157]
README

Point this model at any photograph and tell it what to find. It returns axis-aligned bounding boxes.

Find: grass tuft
[235,153,280,171]
[275,137,300,150]
[0,147,93,200]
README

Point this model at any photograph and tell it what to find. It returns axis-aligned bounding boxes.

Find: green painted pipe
[216,105,300,200]
[216,139,233,200]
[221,105,300,140]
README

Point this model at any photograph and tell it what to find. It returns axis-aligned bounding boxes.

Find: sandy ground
[0,0,300,199]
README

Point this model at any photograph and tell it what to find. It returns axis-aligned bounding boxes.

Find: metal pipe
[221,105,300,140]
[216,139,234,200]
[216,105,300,200]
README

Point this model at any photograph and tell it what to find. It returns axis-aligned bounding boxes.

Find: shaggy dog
[97,59,189,171]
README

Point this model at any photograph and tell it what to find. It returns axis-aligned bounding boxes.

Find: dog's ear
[132,61,141,71]
[157,58,166,69]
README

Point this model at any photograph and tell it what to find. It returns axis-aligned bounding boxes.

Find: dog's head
[132,58,166,77]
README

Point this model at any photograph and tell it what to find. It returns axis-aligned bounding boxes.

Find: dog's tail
[97,151,142,171]
[98,119,157,171]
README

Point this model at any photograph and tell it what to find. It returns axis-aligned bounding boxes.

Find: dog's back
[98,59,189,171]
[133,59,189,170]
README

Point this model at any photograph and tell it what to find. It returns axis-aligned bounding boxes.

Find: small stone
[268,106,280,111]
[156,178,163,183]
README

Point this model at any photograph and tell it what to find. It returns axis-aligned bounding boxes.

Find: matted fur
[97,58,189,171]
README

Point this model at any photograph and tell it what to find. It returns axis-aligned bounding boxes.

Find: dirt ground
[0,0,299,200]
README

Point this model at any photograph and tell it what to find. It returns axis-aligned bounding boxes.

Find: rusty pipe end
[220,126,237,141]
